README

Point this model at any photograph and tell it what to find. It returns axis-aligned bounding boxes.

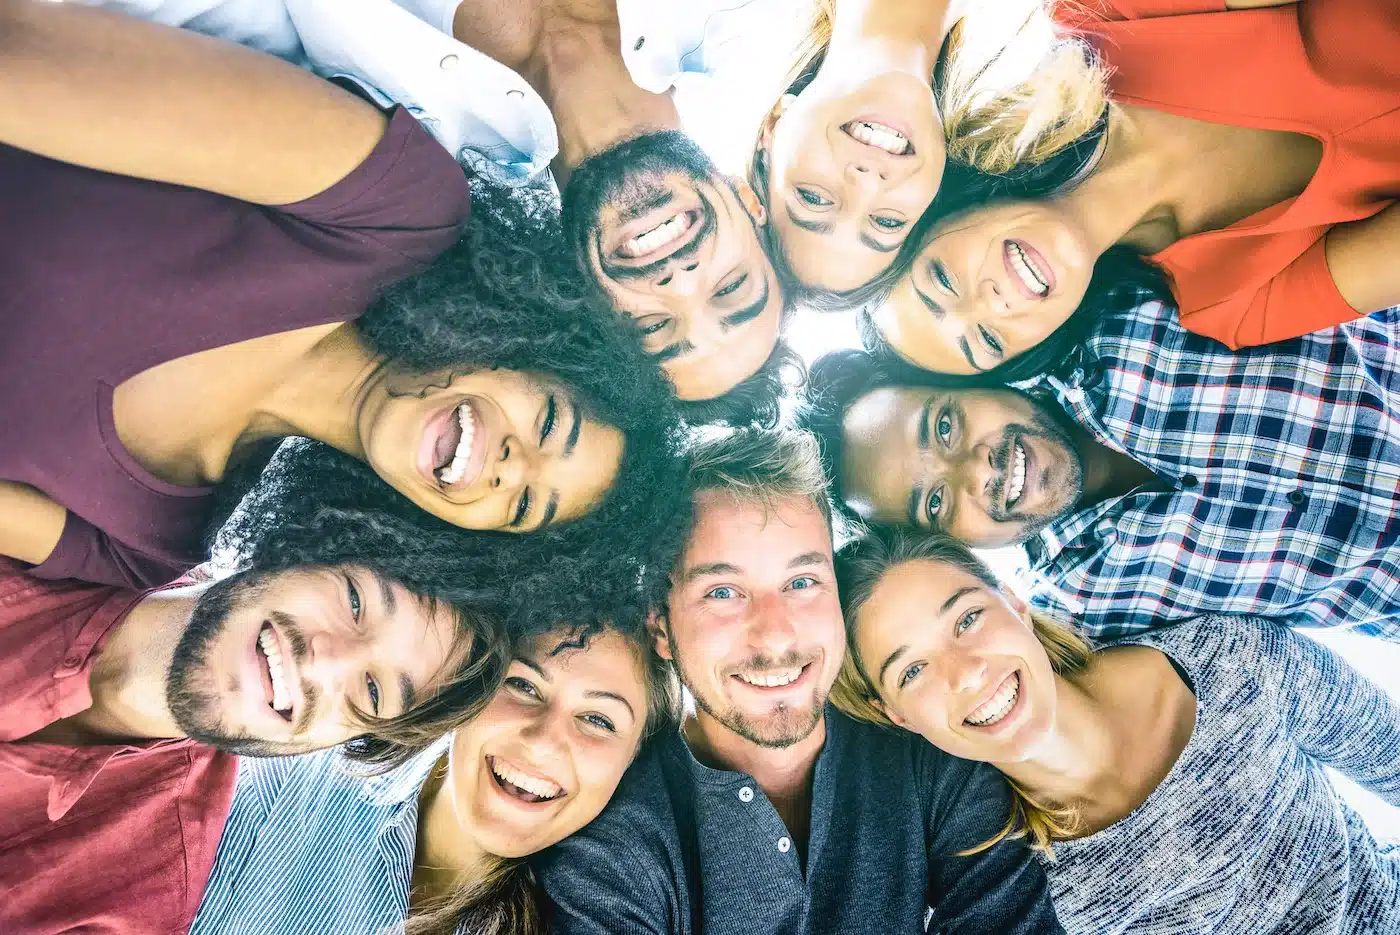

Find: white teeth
[736,668,802,688]
[965,673,1020,727]
[436,402,477,486]
[1008,241,1049,297]
[847,120,911,155]
[621,211,690,258]
[1007,441,1027,508]
[258,626,293,715]
[491,759,563,800]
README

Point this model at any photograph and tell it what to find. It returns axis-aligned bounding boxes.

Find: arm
[0,0,386,205]
[0,482,66,568]
[1325,203,1400,317]
[924,757,1064,935]
[1247,619,1400,806]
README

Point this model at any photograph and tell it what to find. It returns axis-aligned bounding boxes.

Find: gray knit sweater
[1044,616,1400,935]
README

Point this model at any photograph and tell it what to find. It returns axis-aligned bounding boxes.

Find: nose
[845,159,886,191]
[491,435,537,492]
[305,628,373,706]
[930,442,998,505]
[653,258,701,296]
[940,649,988,696]
[747,590,799,656]
[978,275,1011,315]
[517,708,570,759]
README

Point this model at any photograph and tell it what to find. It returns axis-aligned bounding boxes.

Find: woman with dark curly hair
[864,0,1400,383]
[0,0,686,590]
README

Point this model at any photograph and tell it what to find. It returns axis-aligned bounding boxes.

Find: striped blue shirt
[190,740,447,935]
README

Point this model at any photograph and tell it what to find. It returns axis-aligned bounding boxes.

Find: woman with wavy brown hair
[831,526,1400,935]
[746,0,1107,304]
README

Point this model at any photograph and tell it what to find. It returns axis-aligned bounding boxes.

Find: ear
[758,93,796,150]
[730,178,768,227]
[872,696,909,730]
[646,610,674,662]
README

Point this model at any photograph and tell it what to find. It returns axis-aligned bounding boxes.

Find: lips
[843,116,915,155]
[419,399,487,492]
[487,755,565,806]
[1003,238,1054,300]
[254,621,295,724]
[964,672,1020,728]
[616,209,699,260]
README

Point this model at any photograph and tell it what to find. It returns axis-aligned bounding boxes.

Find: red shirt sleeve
[277,105,473,265]
[1177,236,1364,348]
[28,513,193,590]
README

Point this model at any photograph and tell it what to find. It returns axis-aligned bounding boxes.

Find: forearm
[1325,203,1400,316]
[0,481,66,567]
[0,0,386,204]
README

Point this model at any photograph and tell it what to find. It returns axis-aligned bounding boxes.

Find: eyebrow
[518,656,550,680]
[907,485,923,526]
[957,335,986,372]
[788,551,828,569]
[941,586,980,614]
[538,492,560,530]
[585,689,636,720]
[914,284,946,320]
[859,232,900,253]
[655,339,697,363]
[721,280,771,330]
[370,568,397,616]
[785,205,833,235]
[398,673,416,717]
[877,644,909,687]
[683,561,742,582]
[564,400,582,457]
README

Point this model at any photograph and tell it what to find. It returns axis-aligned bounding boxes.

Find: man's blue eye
[789,576,817,590]
[706,586,737,600]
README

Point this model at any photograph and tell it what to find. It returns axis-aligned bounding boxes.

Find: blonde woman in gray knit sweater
[831,527,1400,935]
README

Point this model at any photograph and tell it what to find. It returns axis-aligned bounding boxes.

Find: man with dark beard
[0,558,489,934]
[78,0,796,424]
[533,429,1060,935]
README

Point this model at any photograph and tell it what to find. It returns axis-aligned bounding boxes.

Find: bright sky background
[673,18,1400,838]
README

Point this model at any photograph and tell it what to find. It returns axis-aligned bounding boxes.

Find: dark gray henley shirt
[535,708,1062,935]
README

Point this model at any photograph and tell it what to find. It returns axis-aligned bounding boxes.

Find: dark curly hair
[211,180,694,644]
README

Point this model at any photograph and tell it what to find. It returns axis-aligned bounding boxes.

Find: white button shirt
[79,0,794,186]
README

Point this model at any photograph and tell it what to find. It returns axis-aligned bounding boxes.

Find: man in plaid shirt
[806,300,1400,640]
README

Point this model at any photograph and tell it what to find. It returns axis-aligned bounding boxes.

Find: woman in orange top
[864,0,1400,379]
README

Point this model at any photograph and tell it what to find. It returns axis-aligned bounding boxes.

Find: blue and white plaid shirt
[1022,300,1400,640]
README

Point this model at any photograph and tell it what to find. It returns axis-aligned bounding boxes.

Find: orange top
[1055,0,1400,348]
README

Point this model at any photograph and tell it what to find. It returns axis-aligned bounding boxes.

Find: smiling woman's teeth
[1007,440,1027,508]
[737,668,802,688]
[437,402,476,486]
[258,626,293,716]
[492,759,563,801]
[1008,241,1050,297]
[965,674,1020,727]
[847,120,912,155]
[621,211,690,258]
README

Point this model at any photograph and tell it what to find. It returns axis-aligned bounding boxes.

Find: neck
[413,753,495,906]
[76,585,202,741]
[521,14,679,184]
[993,668,1127,813]
[824,0,965,86]
[1074,424,1156,507]
[1056,104,1181,254]
[246,324,377,462]
[684,710,825,831]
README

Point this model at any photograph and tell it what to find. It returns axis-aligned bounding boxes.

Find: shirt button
[439,54,459,70]
[738,786,754,803]
[62,654,81,669]
[777,836,791,853]
[506,88,525,99]
[634,36,646,50]
[1287,490,1306,506]
[1179,474,1199,489]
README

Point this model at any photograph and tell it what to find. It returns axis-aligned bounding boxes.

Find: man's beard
[989,399,1086,544]
[166,571,306,757]
[672,643,825,750]
[561,129,720,279]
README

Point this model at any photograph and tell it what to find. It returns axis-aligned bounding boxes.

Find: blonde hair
[830,528,1095,855]
[748,0,1109,195]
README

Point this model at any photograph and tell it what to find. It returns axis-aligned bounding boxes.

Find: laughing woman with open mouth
[745,0,1108,303]
[0,0,685,590]
[863,0,1400,381]
[831,527,1400,935]
[183,620,680,935]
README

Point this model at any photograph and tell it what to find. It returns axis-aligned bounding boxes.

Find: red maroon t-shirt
[0,106,471,589]
[0,558,239,934]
